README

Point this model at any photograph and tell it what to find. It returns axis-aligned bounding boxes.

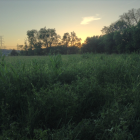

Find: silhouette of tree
[27,29,38,51]
[120,8,140,27]
[38,27,49,49]
[70,31,81,46]
[34,41,43,55]
[10,49,18,56]
[62,32,71,48]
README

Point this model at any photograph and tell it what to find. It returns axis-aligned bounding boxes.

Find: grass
[0,52,140,139]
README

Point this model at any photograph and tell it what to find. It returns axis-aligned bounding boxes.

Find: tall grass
[0,52,140,139]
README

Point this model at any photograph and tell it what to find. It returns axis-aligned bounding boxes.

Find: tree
[47,28,58,47]
[38,27,59,48]
[113,31,123,53]
[119,8,140,27]
[34,41,43,55]
[131,21,140,53]
[97,35,105,53]
[101,26,109,35]
[81,36,98,53]
[17,44,23,51]
[10,49,18,56]
[103,32,116,54]
[67,46,79,54]
[38,27,49,49]
[27,29,38,51]
[62,31,81,48]
[101,20,129,35]
[62,32,71,48]
[23,38,29,55]
[54,34,61,46]
[100,8,140,35]
[70,31,81,47]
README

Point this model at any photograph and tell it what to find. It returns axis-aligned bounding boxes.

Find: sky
[0,0,140,50]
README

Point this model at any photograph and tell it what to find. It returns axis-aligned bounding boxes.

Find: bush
[10,49,19,56]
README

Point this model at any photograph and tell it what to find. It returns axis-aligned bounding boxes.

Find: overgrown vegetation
[0,52,140,139]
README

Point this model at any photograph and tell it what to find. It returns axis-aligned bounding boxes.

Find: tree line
[11,8,140,56]
[82,8,140,54]
[15,28,81,56]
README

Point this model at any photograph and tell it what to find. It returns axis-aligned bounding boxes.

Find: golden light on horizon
[3,32,101,50]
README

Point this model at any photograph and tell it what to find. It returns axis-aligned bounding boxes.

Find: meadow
[0,52,140,140]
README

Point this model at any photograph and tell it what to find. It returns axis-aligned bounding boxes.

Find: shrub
[10,49,19,56]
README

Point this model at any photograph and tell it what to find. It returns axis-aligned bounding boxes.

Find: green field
[0,53,140,140]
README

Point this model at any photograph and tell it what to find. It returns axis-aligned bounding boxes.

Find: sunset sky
[0,0,140,50]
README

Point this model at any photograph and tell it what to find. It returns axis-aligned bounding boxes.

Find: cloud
[81,15,101,25]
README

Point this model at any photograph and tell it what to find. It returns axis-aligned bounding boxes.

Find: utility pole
[0,36,5,49]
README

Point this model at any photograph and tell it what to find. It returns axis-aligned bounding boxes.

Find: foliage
[10,49,19,56]
[80,8,140,55]
[0,53,140,139]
